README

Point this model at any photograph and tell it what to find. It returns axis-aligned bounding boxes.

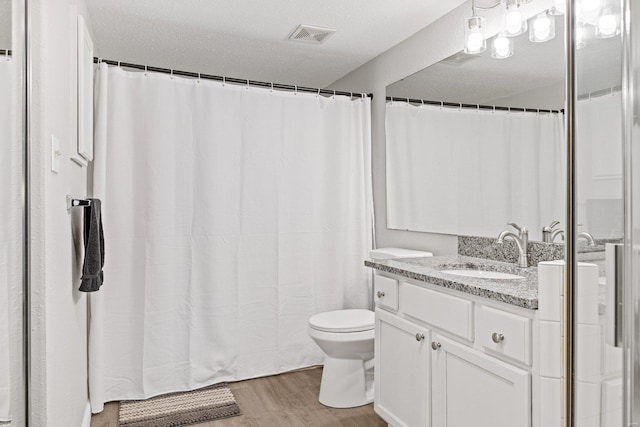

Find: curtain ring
[294,85,298,95]
[492,105,496,114]
[361,92,365,102]
[508,107,511,114]
[117,61,121,67]
[440,101,443,110]
[222,76,226,87]
[458,102,462,111]
[245,79,249,90]
[476,104,480,112]
[270,82,274,92]
[333,90,336,99]
[144,65,148,76]
[197,72,201,83]
[317,88,320,98]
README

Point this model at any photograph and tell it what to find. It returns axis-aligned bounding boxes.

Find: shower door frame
[566,0,640,425]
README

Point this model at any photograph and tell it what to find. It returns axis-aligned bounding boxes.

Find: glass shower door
[571,0,631,425]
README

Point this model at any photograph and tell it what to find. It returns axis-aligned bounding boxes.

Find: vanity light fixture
[491,33,514,59]
[503,0,527,37]
[464,0,486,54]
[595,5,619,38]
[529,11,555,42]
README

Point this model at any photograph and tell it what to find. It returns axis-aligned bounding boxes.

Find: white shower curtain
[89,63,373,411]
[385,102,565,240]
[0,58,14,423]
[576,92,623,238]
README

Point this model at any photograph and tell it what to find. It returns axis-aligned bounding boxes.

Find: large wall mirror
[385,0,622,242]
[1,0,26,425]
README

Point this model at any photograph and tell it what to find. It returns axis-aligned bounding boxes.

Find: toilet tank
[369,247,433,260]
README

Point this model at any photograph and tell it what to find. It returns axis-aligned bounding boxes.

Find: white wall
[488,81,565,111]
[30,0,96,425]
[329,0,553,255]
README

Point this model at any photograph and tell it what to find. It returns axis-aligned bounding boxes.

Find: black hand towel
[79,198,105,292]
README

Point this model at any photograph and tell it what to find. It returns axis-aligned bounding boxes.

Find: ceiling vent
[440,51,481,66]
[288,25,336,44]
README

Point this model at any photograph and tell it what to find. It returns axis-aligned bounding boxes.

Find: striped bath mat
[118,383,241,427]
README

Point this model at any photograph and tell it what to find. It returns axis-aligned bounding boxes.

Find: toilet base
[318,356,374,408]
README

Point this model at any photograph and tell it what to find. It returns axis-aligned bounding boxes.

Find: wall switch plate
[51,135,61,173]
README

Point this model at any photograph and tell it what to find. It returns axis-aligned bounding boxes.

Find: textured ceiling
[85,0,466,88]
[387,18,622,109]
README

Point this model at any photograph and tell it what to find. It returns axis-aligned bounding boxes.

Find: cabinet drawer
[477,306,532,365]
[374,275,399,311]
[401,283,474,341]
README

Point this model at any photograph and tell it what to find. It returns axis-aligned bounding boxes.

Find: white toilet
[308,247,433,408]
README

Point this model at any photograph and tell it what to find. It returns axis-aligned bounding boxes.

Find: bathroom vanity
[367,255,607,427]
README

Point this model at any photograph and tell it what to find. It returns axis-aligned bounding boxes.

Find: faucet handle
[543,220,560,231]
[507,222,522,232]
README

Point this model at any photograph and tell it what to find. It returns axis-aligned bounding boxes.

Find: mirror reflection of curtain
[386,103,565,239]
[576,92,623,239]
[0,57,13,423]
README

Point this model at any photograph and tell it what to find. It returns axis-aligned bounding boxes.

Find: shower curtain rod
[577,85,621,100]
[385,96,563,114]
[93,57,373,100]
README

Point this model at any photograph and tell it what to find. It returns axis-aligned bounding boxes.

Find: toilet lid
[309,309,375,333]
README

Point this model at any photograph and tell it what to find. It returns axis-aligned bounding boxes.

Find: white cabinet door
[375,309,431,427]
[432,335,531,427]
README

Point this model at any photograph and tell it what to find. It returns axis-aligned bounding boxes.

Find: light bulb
[467,31,485,53]
[596,9,618,38]
[581,0,603,25]
[530,12,556,42]
[464,15,486,54]
[491,35,513,59]
[506,10,523,34]
[534,16,551,38]
[503,0,527,37]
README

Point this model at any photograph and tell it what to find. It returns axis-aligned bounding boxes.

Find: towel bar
[66,195,91,210]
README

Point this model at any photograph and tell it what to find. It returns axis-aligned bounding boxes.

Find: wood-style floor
[90,367,386,427]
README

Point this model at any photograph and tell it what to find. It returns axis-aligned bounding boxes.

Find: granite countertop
[365,255,539,310]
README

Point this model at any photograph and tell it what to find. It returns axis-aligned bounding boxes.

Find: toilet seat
[309,309,374,333]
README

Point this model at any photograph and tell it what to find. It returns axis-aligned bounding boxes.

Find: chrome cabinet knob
[377,291,385,298]
[415,333,425,342]
[431,341,441,350]
[491,332,505,343]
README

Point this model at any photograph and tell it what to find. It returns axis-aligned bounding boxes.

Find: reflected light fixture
[576,25,587,48]
[503,0,527,37]
[550,0,566,15]
[464,0,486,54]
[596,6,619,38]
[530,11,556,42]
[581,0,603,25]
[492,33,514,59]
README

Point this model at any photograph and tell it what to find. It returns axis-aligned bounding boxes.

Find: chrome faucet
[541,221,596,246]
[497,222,529,268]
[578,231,596,246]
[542,221,562,243]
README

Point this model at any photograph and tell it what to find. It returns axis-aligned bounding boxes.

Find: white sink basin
[441,269,525,280]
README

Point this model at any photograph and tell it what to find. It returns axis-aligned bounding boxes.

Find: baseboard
[81,401,92,427]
